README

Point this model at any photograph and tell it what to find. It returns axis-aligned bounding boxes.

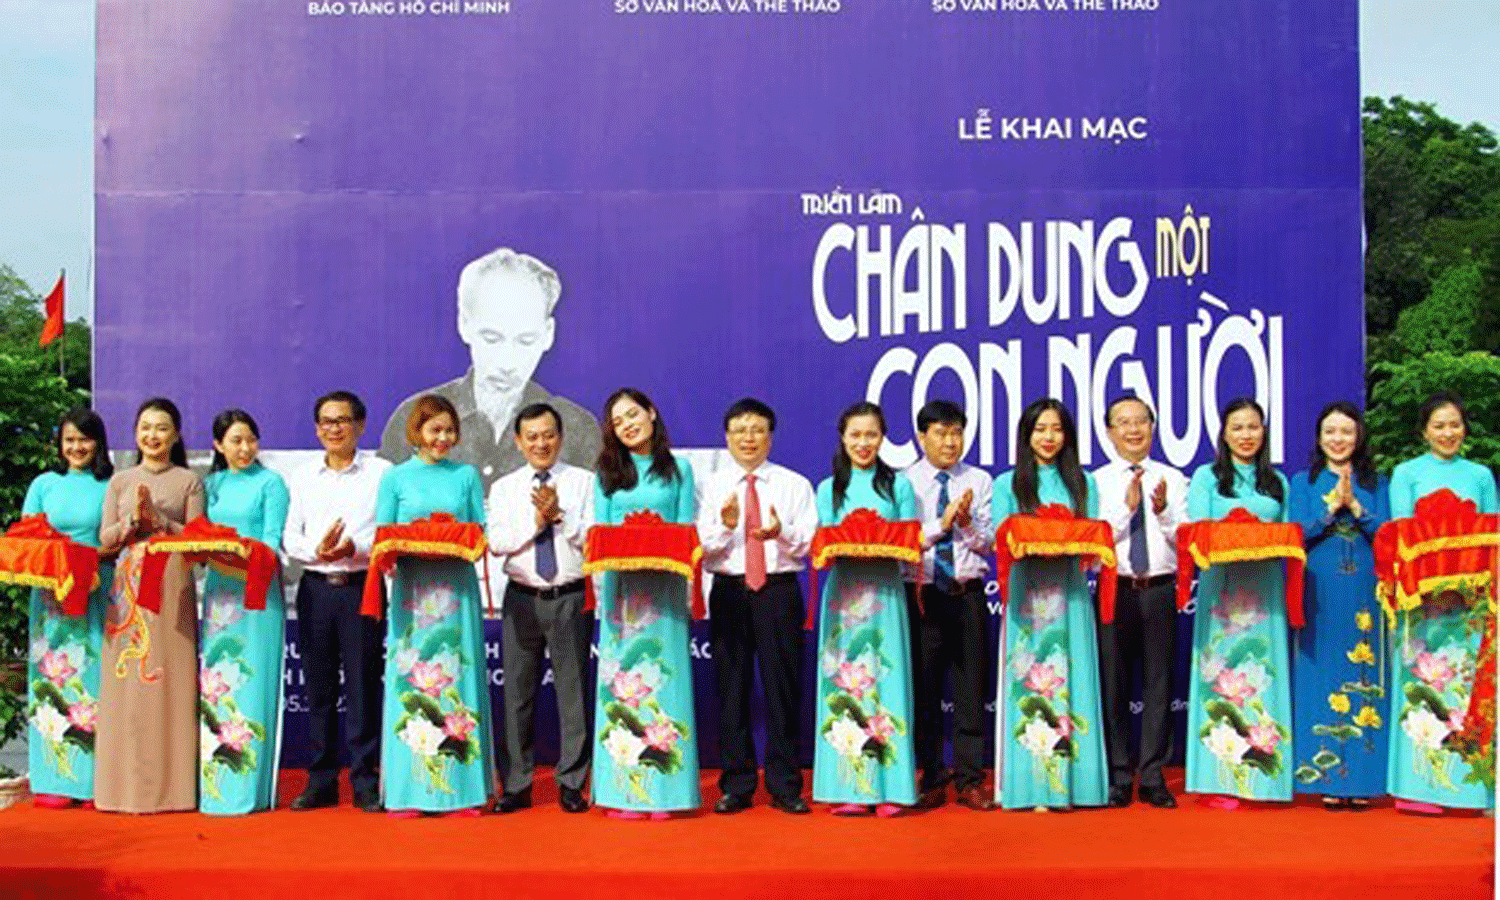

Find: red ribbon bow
[360,513,489,619]
[138,517,279,614]
[0,514,100,616]
[807,508,923,629]
[583,509,706,620]
[994,504,1119,623]
[1175,507,1306,627]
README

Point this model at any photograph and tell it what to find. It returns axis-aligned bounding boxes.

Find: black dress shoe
[492,789,532,814]
[353,789,384,813]
[769,795,810,815]
[1139,784,1177,808]
[290,789,338,811]
[1107,785,1133,808]
[714,793,753,814]
[559,787,590,814]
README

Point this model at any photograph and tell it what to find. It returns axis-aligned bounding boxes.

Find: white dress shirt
[904,458,995,583]
[486,461,594,589]
[1093,456,1189,579]
[697,460,817,576]
[283,451,391,573]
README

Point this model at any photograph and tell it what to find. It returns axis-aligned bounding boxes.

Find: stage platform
[1,768,1492,899]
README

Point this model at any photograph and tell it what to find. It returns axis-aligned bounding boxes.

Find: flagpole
[58,268,66,380]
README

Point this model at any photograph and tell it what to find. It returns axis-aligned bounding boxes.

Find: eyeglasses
[318,416,357,430]
[728,426,769,437]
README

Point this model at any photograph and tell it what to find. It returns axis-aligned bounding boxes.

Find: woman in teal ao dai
[1186,398,1293,805]
[1385,392,1498,812]
[198,410,290,815]
[376,395,494,815]
[21,409,114,807]
[990,398,1107,810]
[811,401,918,815]
[592,388,700,817]
[1288,402,1389,808]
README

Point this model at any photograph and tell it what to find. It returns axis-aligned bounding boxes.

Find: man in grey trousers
[485,402,596,813]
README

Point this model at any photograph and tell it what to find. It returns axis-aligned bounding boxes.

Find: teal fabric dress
[592,453,700,812]
[21,470,111,800]
[199,463,290,815]
[375,457,495,812]
[1185,462,1294,801]
[1288,469,1389,799]
[1385,452,1498,809]
[811,468,919,807]
[990,465,1107,809]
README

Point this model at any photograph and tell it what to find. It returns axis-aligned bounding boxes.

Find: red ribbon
[0,514,100,616]
[583,509,706,620]
[807,509,923,630]
[994,504,1119,624]
[1175,507,1307,627]
[359,513,489,619]
[137,517,278,614]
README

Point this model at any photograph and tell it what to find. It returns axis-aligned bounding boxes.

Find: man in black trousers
[698,398,819,814]
[904,400,996,810]
[283,390,390,812]
[1093,396,1188,808]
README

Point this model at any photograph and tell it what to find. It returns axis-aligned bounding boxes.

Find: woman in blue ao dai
[1185,398,1293,807]
[377,395,495,817]
[1288,402,1389,809]
[592,388,700,819]
[1386,392,1497,814]
[810,401,918,817]
[22,409,114,808]
[990,398,1107,811]
[198,410,290,814]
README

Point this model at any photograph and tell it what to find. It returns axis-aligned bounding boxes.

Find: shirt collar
[319,451,365,475]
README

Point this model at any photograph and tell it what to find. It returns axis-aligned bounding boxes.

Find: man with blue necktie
[904,399,996,811]
[1093,396,1188,809]
[486,402,595,813]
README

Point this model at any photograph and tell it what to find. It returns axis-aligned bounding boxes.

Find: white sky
[0,0,1496,320]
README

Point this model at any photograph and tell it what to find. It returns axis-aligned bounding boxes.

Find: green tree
[0,352,89,748]
[1366,351,1500,473]
[1362,97,1500,345]
[0,265,94,753]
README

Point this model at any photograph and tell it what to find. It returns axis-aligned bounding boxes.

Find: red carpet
[1,769,1492,899]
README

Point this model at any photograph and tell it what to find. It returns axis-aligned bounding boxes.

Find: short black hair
[514,402,563,436]
[314,390,367,423]
[1106,395,1155,426]
[916,399,965,432]
[723,397,776,432]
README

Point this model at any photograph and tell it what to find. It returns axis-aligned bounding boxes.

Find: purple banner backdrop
[99,1,1362,769]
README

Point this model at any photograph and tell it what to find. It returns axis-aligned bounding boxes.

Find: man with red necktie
[698,398,818,815]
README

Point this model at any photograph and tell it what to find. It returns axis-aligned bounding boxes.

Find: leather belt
[507,579,586,601]
[1118,572,1174,590]
[302,569,366,587]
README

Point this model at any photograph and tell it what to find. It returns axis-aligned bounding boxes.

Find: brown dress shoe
[955,785,997,811]
[914,786,947,810]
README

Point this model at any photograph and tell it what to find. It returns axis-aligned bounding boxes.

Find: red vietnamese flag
[39,271,65,347]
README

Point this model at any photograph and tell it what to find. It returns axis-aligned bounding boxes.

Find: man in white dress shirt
[283,391,391,813]
[698,398,818,815]
[1094,396,1188,809]
[904,399,997,811]
[486,402,595,814]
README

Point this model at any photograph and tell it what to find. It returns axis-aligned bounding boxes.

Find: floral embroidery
[1393,591,1488,793]
[598,620,690,803]
[1295,604,1385,787]
[27,600,97,782]
[1010,572,1089,796]
[389,590,481,796]
[817,575,907,797]
[199,625,265,801]
[1198,580,1288,794]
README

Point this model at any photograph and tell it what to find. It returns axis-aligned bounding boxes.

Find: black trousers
[710,572,804,800]
[296,571,385,796]
[906,581,990,792]
[1098,577,1176,789]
